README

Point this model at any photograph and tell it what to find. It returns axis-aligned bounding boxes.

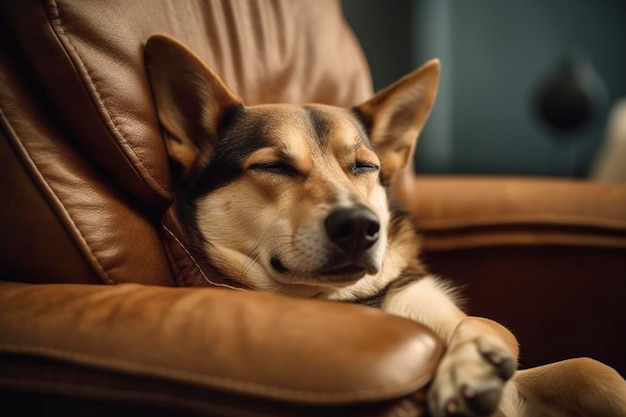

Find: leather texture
[0,38,175,285]
[394,173,626,250]
[0,281,440,406]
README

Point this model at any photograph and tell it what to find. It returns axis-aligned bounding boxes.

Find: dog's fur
[145,35,626,417]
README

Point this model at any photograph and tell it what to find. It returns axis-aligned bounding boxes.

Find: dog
[144,34,626,417]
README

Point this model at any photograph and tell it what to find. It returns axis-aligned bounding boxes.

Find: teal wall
[342,0,626,177]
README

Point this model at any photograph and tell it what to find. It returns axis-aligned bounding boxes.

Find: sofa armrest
[393,174,626,250]
[392,173,626,376]
[0,281,441,417]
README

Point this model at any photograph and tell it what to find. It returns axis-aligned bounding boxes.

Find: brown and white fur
[145,35,626,417]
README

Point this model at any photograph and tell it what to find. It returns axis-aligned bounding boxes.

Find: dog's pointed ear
[145,34,242,175]
[355,59,440,181]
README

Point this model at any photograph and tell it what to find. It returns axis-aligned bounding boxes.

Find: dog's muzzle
[269,205,381,282]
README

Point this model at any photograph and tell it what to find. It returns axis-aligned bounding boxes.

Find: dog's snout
[325,207,380,252]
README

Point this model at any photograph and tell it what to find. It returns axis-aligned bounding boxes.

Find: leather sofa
[1,1,624,416]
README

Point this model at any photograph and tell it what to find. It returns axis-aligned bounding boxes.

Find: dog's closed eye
[250,161,301,178]
[352,160,380,175]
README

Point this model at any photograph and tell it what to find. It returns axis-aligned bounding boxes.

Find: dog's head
[145,35,439,299]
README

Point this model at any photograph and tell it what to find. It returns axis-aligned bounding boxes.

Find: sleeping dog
[145,35,626,417]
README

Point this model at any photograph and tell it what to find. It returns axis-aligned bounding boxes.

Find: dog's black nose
[325,207,380,252]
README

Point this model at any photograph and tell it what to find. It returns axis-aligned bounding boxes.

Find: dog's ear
[145,34,241,176]
[355,60,440,181]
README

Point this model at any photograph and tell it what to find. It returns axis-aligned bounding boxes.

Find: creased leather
[0,40,175,285]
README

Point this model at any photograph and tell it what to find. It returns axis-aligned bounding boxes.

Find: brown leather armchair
[1,1,624,416]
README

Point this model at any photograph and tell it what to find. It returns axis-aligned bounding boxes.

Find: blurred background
[341,0,626,180]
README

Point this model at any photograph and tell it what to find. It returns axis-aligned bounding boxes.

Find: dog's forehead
[245,103,370,155]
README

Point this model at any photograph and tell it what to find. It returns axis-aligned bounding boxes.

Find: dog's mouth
[270,255,378,285]
[318,264,370,281]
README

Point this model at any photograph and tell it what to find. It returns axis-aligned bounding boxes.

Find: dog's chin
[269,256,379,288]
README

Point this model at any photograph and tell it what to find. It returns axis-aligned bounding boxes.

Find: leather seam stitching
[0,105,115,285]
[47,0,171,200]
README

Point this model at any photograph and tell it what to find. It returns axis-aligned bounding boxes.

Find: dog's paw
[428,334,516,417]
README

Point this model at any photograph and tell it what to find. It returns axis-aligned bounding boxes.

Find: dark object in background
[534,51,608,136]
[533,50,609,177]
